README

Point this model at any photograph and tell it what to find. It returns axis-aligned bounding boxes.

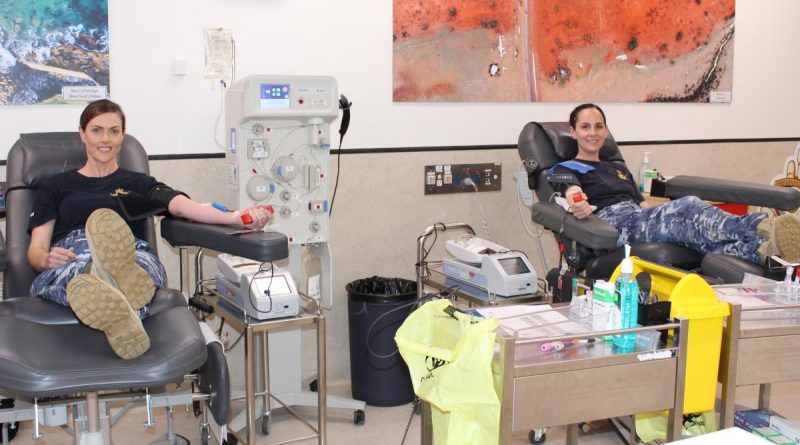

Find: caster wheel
[2,422,18,441]
[354,409,366,425]
[224,432,238,445]
[528,429,546,444]
[309,379,318,392]
[200,424,210,445]
[578,422,591,433]
[260,413,272,435]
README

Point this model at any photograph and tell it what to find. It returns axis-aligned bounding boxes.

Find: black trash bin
[347,276,416,406]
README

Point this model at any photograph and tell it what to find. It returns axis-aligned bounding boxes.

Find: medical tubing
[297,289,321,316]
[361,291,450,361]
[330,95,351,217]
[516,164,549,273]
[246,261,274,315]
[329,142,343,217]
[462,177,492,240]
[213,82,226,150]
[400,399,421,445]
[363,299,419,359]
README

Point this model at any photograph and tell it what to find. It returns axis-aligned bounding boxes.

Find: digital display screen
[254,275,292,296]
[498,257,530,275]
[260,83,291,109]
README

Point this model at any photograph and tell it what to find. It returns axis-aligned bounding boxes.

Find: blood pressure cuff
[118,184,189,221]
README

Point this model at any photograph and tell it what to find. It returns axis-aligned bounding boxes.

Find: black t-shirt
[553,160,644,211]
[28,169,166,244]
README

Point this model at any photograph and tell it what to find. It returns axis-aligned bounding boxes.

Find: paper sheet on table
[477,304,590,339]
[713,286,773,307]
[475,304,553,319]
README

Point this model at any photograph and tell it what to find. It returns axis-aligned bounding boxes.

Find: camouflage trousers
[30,228,167,319]
[596,196,767,264]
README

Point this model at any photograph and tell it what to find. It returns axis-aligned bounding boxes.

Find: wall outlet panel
[424,163,502,195]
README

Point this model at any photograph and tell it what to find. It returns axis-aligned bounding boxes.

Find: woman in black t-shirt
[27,99,273,359]
[555,103,800,266]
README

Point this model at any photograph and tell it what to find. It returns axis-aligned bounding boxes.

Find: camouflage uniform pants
[596,196,767,264]
[30,228,167,319]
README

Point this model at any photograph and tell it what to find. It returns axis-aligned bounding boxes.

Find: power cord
[246,261,275,315]
[415,222,447,278]
[516,162,550,274]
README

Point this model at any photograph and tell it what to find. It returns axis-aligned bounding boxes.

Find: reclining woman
[27,99,273,359]
[555,103,800,266]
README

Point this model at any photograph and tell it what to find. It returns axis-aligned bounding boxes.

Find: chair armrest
[665,175,800,211]
[160,218,289,262]
[531,202,619,250]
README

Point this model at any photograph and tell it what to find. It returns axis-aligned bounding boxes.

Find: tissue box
[770,416,800,444]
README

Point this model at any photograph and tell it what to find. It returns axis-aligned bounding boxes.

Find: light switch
[173,59,187,76]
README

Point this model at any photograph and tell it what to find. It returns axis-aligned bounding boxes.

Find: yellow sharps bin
[610,257,729,413]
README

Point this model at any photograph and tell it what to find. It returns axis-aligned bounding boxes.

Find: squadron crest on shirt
[616,170,628,180]
[110,188,130,197]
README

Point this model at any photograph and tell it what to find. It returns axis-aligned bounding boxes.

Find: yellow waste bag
[395,299,500,445]
[635,410,717,442]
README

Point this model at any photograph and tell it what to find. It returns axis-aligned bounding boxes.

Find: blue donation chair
[0,132,287,445]
[517,122,800,284]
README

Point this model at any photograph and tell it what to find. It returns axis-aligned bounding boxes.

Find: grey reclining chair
[518,122,800,284]
[0,132,285,444]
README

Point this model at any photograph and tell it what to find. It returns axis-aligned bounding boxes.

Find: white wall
[1,0,799,158]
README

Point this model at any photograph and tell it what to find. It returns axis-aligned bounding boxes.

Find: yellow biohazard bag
[395,299,500,445]
[635,410,717,442]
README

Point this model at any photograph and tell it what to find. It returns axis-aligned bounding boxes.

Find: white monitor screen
[254,274,292,296]
[498,257,530,275]
[260,83,291,109]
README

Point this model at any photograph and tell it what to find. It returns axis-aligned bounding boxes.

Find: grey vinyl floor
[9,381,800,444]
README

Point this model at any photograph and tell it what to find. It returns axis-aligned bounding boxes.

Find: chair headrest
[541,122,623,162]
[517,122,624,174]
[8,133,149,189]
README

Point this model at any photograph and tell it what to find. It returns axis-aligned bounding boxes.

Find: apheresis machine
[218,74,338,319]
[443,236,538,297]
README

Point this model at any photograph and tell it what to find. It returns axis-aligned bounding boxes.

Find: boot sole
[67,274,150,359]
[85,209,155,310]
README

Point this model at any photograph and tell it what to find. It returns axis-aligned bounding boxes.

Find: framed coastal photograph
[0,0,109,105]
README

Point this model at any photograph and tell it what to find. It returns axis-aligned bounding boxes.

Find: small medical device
[442,236,537,297]
[214,253,300,320]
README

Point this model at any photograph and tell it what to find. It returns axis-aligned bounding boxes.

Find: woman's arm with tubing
[167,195,273,229]
[28,220,76,272]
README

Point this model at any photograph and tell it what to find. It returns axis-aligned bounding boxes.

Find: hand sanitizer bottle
[638,152,650,193]
[613,245,639,351]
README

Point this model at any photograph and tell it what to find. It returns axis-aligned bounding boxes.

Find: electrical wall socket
[424,163,502,195]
